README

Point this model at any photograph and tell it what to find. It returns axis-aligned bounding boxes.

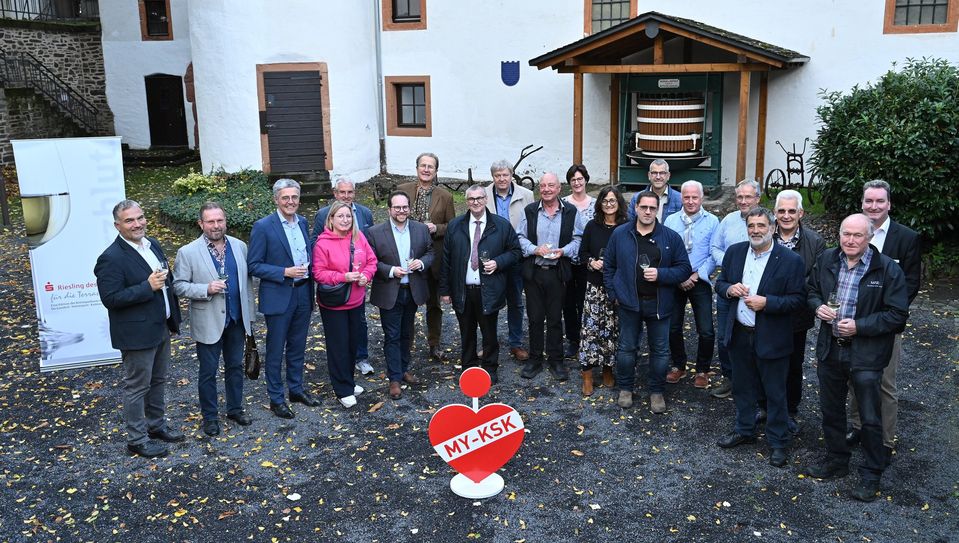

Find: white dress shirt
[736,244,773,327]
[465,212,487,286]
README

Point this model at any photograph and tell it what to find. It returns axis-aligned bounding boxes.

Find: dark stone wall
[0,21,114,166]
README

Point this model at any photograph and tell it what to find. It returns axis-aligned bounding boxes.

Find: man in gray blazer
[366,191,434,400]
[173,202,255,436]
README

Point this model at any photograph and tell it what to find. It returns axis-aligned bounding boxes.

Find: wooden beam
[574,72,584,164]
[659,23,785,68]
[609,75,620,185]
[653,35,664,64]
[755,72,769,189]
[736,71,751,182]
[557,63,771,74]
[537,23,649,69]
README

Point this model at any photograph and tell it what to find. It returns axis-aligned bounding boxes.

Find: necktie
[471,220,481,271]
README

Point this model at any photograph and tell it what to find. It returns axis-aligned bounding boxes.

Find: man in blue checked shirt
[663,180,719,389]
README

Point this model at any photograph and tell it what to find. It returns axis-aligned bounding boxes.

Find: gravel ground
[0,181,956,542]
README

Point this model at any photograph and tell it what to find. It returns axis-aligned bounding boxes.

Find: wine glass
[638,254,650,270]
[218,263,229,294]
[826,292,841,323]
[480,250,491,274]
[543,242,554,259]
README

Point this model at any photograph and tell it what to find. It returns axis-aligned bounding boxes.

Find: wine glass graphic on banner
[21,191,71,249]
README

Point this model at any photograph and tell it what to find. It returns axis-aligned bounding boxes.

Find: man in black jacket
[95,200,183,458]
[806,213,909,502]
[847,180,921,458]
[757,190,825,432]
[439,185,521,384]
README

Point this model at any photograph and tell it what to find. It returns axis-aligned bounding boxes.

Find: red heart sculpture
[429,403,525,483]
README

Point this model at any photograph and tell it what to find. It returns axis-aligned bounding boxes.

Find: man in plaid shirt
[805,214,908,502]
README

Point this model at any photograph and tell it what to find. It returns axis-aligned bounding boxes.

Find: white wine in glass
[638,254,651,270]
[21,192,71,249]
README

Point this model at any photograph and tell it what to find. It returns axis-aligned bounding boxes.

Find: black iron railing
[0,49,98,131]
[0,0,99,21]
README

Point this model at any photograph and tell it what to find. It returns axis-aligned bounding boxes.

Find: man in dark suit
[847,180,921,460]
[248,179,317,419]
[95,199,183,458]
[440,185,522,384]
[173,202,255,437]
[367,191,434,400]
[398,153,455,361]
[806,213,908,502]
[311,178,376,376]
[715,207,805,468]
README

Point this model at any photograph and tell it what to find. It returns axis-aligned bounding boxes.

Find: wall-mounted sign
[658,78,681,89]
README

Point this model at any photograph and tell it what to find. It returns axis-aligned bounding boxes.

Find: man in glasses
[627,159,682,223]
[366,191,434,400]
[439,185,521,383]
[709,179,761,398]
[398,153,455,361]
[311,178,376,376]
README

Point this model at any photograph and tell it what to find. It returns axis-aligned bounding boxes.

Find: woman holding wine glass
[312,201,378,408]
[577,186,627,395]
[561,164,596,359]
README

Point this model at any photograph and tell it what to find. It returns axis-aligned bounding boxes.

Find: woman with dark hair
[561,164,595,359]
[577,185,626,395]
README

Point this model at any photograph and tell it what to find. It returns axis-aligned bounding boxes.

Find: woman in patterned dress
[577,186,626,396]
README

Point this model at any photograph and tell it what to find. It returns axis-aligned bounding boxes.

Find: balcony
[0,0,99,21]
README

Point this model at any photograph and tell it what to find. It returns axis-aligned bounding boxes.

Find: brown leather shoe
[389,381,402,400]
[666,368,686,383]
[402,372,419,385]
[693,372,710,388]
[581,370,594,396]
[602,366,615,387]
[510,347,530,361]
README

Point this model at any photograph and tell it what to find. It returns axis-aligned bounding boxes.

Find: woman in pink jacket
[312,201,378,408]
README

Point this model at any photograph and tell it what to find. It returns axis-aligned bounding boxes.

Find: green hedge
[158,168,274,238]
[808,58,959,240]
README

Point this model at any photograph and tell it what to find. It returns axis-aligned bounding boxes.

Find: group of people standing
[94,154,918,503]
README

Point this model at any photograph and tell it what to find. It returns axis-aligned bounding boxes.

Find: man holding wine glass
[603,191,690,413]
[439,185,521,384]
[805,213,908,502]
[95,199,183,458]
[173,202,255,437]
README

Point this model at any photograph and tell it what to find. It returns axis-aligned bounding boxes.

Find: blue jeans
[728,324,790,448]
[715,295,732,377]
[264,284,311,405]
[196,319,246,421]
[357,309,369,360]
[615,299,670,393]
[506,266,525,348]
[380,287,417,382]
[669,280,715,372]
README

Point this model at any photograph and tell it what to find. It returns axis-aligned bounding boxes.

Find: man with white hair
[806,213,908,502]
[312,178,376,375]
[708,179,761,398]
[663,180,719,388]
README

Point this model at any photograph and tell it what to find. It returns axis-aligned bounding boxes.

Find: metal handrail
[0,0,99,21]
[0,49,98,131]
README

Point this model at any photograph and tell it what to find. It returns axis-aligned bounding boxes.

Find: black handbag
[243,334,260,380]
[316,240,354,307]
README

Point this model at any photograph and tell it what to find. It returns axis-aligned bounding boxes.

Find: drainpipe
[373,0,387,174]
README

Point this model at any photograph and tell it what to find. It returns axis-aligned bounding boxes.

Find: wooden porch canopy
[529,11,809,184]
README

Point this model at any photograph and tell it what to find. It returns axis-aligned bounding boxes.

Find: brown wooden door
[145,74,188,147]
[262,71,326,173]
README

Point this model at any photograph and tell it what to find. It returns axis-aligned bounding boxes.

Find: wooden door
[261,70,326,173]
[145,74,188,147]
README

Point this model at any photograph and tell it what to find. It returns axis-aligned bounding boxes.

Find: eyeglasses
[649,171,669,177]
[466,196,487,203]
[391,205,410,211]
[278,195,300,202]
[602,200,618,207]
[570,176,586,183]
[638,205,658,212]
[776,209,799,215]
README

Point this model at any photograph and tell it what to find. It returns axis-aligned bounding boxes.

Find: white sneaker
[355,360,374,375]
[354,385,365,396]
[339,395,357,408]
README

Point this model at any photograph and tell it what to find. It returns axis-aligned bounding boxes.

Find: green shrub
[808,57,959,240]
[171,169,226,195]
[159,168,274,238]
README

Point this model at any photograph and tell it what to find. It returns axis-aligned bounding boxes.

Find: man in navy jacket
[714,207,806,469]
[604,191,691,413]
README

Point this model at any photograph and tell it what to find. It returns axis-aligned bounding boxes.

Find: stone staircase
[0,48,97,133]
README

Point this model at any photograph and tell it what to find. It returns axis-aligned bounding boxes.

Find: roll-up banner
[13,137,125,371]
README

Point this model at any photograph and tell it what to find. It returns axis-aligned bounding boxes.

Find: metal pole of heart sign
[428,367,525,499]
